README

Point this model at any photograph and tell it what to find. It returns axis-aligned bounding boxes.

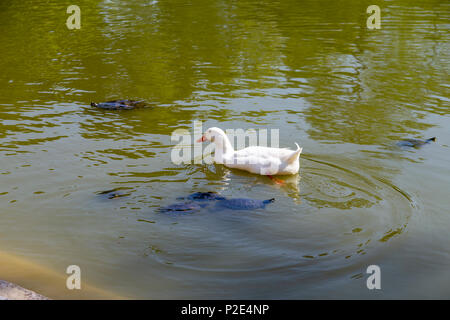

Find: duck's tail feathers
[427,137,436,142]
[288,143,303,163]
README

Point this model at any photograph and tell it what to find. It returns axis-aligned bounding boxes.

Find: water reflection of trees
[0,0,447,142]
[274,0,446,144]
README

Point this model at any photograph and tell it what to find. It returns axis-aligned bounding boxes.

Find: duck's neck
[214,135,234,163]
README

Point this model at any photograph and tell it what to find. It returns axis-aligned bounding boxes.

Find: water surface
[0,0,449,298]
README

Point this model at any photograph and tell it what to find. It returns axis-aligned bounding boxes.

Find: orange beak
[196,135,206,143]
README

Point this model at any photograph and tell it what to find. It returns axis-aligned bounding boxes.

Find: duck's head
[197,127,227,144]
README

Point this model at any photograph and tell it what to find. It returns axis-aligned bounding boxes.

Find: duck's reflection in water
[204,163,302,204]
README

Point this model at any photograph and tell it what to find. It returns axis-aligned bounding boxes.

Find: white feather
[201,127,303,175]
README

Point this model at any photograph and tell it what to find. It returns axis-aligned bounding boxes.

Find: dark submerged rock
[90,99,147,110]
[215,198,275,210]
[397,137,436,148]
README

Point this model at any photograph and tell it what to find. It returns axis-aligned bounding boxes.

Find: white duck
[197,127,303,176]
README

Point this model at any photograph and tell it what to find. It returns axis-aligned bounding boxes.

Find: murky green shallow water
[0,0,449,299]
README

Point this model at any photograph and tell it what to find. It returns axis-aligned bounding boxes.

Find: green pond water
[0,0,449,299]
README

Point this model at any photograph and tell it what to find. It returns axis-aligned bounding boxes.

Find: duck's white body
[198,127,302,176]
